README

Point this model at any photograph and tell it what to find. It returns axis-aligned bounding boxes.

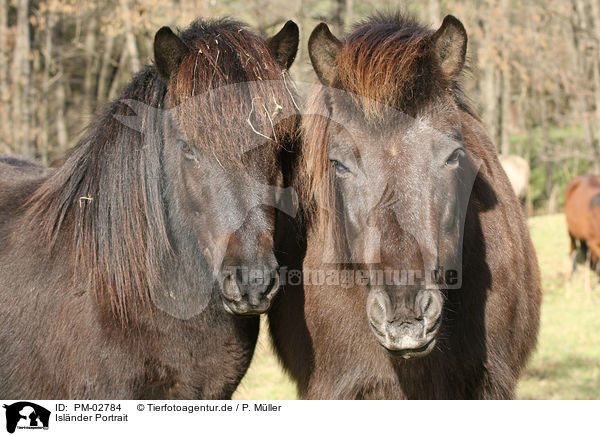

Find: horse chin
[221,297,272,316]
[381,337,437,360]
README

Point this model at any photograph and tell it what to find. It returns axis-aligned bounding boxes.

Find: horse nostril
[367,289,391,329]
[423,294,432,313]
[427,314,442,334]
[222,274,242,302]
[418,290,443,333]
[419,290,442,317]
[265,272,280,297]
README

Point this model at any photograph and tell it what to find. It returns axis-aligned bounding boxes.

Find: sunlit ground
[517,214,600,399]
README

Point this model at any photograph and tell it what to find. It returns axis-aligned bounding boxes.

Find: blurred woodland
[0,0,599,212]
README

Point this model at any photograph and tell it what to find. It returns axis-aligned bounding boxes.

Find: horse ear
[154,27,189,81]
[267,20,299,70]
[308,23,342,86]
[431,15,467,80]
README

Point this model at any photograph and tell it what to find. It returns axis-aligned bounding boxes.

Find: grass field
[233,214,600,400]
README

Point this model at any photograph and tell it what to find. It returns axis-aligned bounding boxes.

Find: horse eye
[330,159,350,175]
[446,148,464,167]
[178,140,193,156]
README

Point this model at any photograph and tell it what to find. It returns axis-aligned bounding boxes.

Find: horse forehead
[379,118,436,158]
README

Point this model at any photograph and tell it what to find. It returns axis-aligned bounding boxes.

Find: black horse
[0,18,299,399]
[269,13,541,399]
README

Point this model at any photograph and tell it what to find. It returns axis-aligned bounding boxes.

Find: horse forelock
[168,19,299,167]
[334,13,457,121]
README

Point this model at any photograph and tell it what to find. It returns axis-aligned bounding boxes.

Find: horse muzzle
[367,288,442,359]
[220,264,280,315]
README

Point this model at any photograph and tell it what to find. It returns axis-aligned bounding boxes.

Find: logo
[3,402,50,433]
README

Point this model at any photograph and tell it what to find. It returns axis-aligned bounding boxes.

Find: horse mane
[24,18,298,323]
[299,12,478,241]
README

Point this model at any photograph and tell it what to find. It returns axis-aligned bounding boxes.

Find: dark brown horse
[269,13,541,399]
[0,18,299,399]
[565,174,600,274]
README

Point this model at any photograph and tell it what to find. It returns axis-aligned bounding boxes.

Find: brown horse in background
[565,174,600,275]
[269,13,542,399]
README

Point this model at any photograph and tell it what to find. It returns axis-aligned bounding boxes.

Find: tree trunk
[499,0,511,156]
[0,0,8,153]
[540,96,554,209]
[12,0,32,158]
[55,56,68,154]
[296,0,306,62]
[331,0,347,35]
[108,43,129,100]
[39,10,55,164]
[500,68,511,155]
[427,0,440,26]
[478,8,498,146]
[345,0,354,29]
[590,0,600,171]
[97,32,115,104]
[83,16,98,116]
[571,0,600,171]
[120,0,141,73]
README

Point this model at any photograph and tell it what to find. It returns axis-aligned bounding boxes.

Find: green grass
[517,214,600,399]
[233,213,600,399]
[232,319,297,400]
